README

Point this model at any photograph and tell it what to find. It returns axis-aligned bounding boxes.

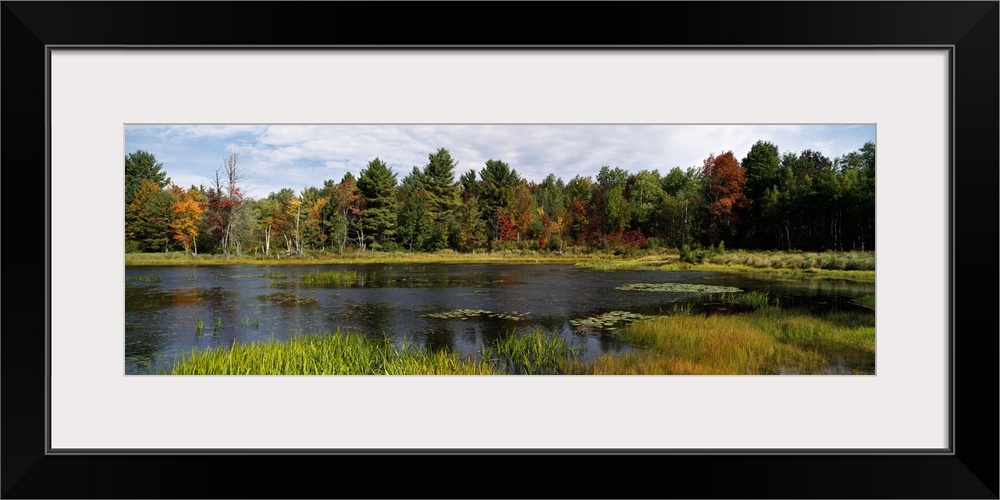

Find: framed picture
[4,2,996,498]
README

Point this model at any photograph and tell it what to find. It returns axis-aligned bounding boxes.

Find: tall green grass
[166,331,500,375]
[166,328,583,375]
[486,330,581,374]
[718,291,776,310]
[166,308,874,375]
[300,270,365,287]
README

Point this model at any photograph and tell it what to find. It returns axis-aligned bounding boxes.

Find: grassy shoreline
[163,329,578,375]
[126,249,875,281]
[163,304,875,375]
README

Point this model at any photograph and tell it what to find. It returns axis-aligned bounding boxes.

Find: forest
[124,140,876,257]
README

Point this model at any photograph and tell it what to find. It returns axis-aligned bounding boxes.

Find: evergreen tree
[357,157,399,249]
[420,148,461,250]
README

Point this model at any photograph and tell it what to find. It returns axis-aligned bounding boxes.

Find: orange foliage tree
[170,186,206,255]
[700,151,749,243]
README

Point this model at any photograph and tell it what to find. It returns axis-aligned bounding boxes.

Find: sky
[124,124,875,199]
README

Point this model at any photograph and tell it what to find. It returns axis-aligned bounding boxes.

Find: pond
[124,264,874,374]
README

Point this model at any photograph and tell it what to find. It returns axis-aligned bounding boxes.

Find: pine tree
[357,157,399,250]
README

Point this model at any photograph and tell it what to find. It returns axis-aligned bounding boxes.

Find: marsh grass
[486,330,581,374]
[299,270,366,287]
[575,256,669,271]
[851,295,875,310]
[718,291,775,310]
[165,331,500,375]
[165,328,581,375]
[704,250,874,271]
[126,250,584,267]
[166,307,872,375]
[568,307,875,374]
[134,274,162,283]
[126,250,874,282]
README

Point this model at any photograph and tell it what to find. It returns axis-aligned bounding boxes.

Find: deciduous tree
[169,185,206,255]
[700,151,748,243]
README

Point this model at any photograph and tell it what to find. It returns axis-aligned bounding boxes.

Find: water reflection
[124,264,874,374]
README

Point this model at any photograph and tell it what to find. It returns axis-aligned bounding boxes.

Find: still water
[124,264,874,374]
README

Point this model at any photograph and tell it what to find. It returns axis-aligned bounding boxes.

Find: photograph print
[124,124,876,375]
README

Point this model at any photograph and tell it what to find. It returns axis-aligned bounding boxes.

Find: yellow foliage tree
[170,186,206,255]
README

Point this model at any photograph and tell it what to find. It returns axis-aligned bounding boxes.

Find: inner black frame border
[3,2,996,498]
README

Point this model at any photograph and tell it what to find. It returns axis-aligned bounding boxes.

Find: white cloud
[126,124,875,198]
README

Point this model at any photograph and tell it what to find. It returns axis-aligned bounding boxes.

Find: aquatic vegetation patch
[299,270,368,287]
[421,309,529,321]
[258,292,319,306]
[851,295,875,310]
[718,291,775,310]
[484,330,582,375]
[616,282,742,293]
[575,260,657,271]
[570,311,647,331]
[134,274,162,283]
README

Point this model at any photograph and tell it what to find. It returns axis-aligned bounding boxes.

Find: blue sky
[125,124,875,198]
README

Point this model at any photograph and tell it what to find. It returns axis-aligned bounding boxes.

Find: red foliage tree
[498,215,517,242]
[700,151,749,243]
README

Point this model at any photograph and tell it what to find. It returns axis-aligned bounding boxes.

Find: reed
[718,291,775,310]
[576,308,875,375]
[487,330,581,374]
[165,331,499,375]
[300,270,364,287]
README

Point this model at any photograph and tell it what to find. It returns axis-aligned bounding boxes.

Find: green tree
[126,179,174,252]
[740,140,781,246]
[125,150,170,208]
[604,184,630,234]
[657,168,701,247]
[596,165,629,190]
[478,159,521,245]
[396,167,433,251]
[625,169,663,232]
[357,158,399,250]
[125,150,171,250]
[421,148,461,250]
[452,196,488,252]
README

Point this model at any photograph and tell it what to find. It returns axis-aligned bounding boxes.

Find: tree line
[124,140,875,256]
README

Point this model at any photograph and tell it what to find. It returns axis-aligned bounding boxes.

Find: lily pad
[571,310,646,331]
[421,309,529,321]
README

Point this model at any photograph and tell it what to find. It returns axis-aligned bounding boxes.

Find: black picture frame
[3,2,997,498]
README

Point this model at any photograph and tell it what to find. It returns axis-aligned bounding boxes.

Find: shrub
[679,244,704,264]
